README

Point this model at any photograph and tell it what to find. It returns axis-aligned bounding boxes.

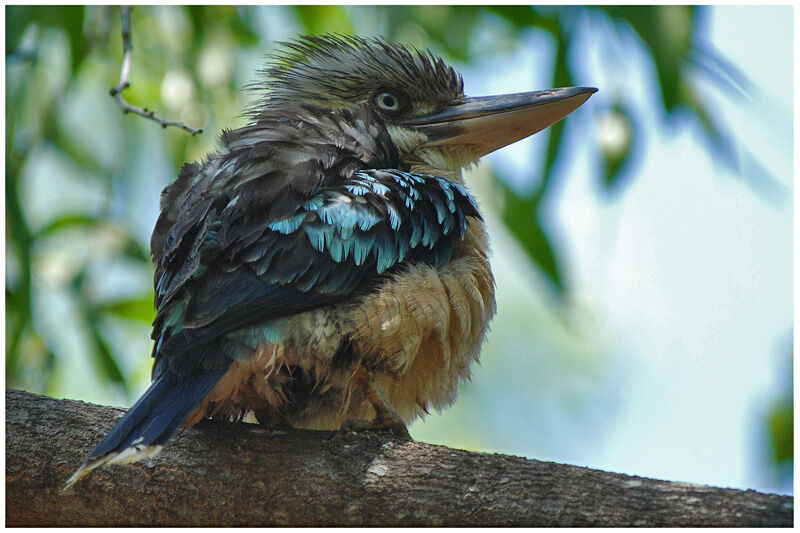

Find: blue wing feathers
[150,168,481,399]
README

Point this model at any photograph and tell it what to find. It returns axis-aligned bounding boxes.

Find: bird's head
[259,35,596,179]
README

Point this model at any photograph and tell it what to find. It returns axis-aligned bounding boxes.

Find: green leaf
[410,6,479,60]
[57,5,86,72]
[6,6,35,55]
[5,309,27,380]
[601,6,696,112]
[8,6,87,71]
[598,104,636,194]
[187,6,259,47]
[100,295,156,323]
[5,144,34,380]
[494,176,565,297]
[87,319,127,389]
[35,214,98,239]
[227,7,260,47]
[768,403,793,465]
[486,6,558,34]
[292,6,353,35]
[119,235,152,264]
[71,277,128,391]
[537,29,574,205]
[766,351,793,468]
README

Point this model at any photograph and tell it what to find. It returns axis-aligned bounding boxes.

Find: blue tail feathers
[65,368,226,489]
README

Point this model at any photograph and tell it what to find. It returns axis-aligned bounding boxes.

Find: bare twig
[109,6,203,136]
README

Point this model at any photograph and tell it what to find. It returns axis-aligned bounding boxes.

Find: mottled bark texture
[6,389,793,526]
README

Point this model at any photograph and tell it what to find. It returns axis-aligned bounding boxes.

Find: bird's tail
[64,368,226,490]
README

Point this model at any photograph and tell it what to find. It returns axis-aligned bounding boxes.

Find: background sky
[412,6,793,494]
[11,6,793,495]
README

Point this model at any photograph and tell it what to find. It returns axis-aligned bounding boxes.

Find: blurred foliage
[6,6,747,398]
[765,350,793,484]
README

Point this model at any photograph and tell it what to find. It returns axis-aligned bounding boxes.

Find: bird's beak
[405,87,597,158]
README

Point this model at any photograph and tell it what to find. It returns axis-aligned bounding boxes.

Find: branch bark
[6,389,793,527]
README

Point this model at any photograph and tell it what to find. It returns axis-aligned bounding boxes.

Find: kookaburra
[67,34,595,487]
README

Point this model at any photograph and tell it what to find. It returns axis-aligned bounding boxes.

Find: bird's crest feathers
[250,34,464,112]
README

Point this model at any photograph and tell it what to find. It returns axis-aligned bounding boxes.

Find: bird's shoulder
[147,105,481,376]
[150,105,399,263]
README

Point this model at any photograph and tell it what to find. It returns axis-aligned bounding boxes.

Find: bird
[66,34,596,488]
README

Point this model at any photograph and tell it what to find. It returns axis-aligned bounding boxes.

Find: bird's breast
[342,217,496,421]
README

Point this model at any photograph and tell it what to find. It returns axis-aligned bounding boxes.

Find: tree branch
[6,389,792,526]
[109,6,203,136]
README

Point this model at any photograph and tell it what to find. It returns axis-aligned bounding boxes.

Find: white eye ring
[374,92,402,112]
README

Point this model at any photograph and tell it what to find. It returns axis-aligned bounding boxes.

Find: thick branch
[109,6,203,135]
[6,389,792,527]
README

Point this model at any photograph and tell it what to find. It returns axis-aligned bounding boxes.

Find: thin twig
[109,6,203,136]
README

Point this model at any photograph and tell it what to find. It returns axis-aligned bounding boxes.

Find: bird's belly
[191,220,496,429]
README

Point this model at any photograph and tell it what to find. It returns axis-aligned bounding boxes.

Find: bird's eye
[373,91,403,113]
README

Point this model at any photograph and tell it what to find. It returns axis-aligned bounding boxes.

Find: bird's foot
[346,363,413,440]
[341,411,411,440]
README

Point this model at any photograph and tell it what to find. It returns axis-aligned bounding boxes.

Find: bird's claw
[341,413,412,440]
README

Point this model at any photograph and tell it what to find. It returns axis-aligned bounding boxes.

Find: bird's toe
[341,414,412,440]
